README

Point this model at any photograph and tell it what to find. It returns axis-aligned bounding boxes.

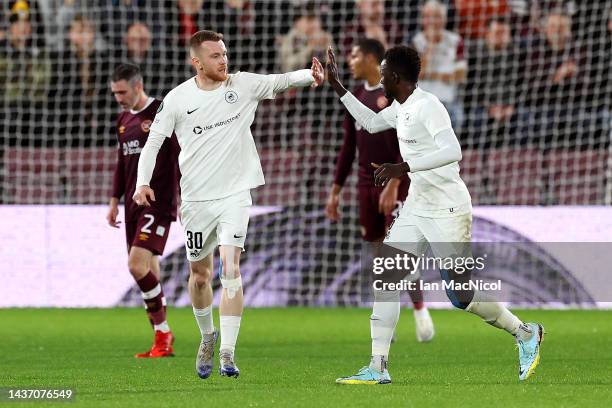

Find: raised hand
[311,57,324,87]
[325,46,347,96]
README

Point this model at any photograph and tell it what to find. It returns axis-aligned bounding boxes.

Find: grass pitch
[1,308,611,407]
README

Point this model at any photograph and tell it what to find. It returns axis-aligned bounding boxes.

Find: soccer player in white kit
[326,45,545,384]
[133,30,324,379]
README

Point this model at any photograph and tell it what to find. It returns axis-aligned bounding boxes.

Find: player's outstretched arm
[133,130,165,207]
[325,46,395,134]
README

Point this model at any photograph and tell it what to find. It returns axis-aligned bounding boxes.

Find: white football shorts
[180,190,252,262]
[384,204,472,261]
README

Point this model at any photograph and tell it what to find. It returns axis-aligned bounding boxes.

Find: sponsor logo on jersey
[157,101,164,113]
[141,120,152,133]
[225,90,238,104]
[398,136,417,144]
[122,140,142,155]
[377,96,387,109]
[119,125,126,134]
[193,126,203,134]
[187,107,200,114]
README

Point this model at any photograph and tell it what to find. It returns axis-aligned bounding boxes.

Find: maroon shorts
[358,182,408,242]
[125,211,172,255]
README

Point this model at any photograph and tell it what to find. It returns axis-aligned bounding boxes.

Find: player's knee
[127,258,148,279]
[190,263,212,287]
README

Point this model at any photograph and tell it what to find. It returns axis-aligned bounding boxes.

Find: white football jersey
[150,72,278,201]
[383,87,472,216]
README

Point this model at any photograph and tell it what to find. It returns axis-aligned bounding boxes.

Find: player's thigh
[216,190,251,251]
[131,212,173,256]
[384,207,428,255]
[415,213,473,260]
[181,201,219,262]
[189,253,214,282]
[127,246,155,279]
[358,186,386,242]
[380,210,427,281]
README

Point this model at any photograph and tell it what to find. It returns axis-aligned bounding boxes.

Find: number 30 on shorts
[186,230,203,250]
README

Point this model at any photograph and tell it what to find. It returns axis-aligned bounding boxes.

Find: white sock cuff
[220,315,242,327]
[193,305,213,317]
[141,284,161,299]
[220,276,242,289]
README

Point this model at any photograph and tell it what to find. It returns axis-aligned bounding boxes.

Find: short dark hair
[356,38,385,64]
[384,45,421,83]
[190,30,224,50]
[111,63,142,83]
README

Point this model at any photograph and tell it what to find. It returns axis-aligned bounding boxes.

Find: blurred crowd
[0,0,610,148]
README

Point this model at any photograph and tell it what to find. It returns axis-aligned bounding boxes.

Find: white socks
[193,305,214,337]
[220,315,242,354]
[154,321,170,333]
[465,290,531,338]
[370,290,400,370]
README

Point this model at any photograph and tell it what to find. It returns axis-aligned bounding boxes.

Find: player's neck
[364,69,381,88]
[395,84,417,104]
[195,74,223,91]
[132,93,149,111]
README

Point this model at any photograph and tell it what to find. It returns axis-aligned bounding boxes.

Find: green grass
[1,308,611,407]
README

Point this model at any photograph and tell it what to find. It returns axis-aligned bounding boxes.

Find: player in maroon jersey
[107,63,180,357]
[325,39,434,342]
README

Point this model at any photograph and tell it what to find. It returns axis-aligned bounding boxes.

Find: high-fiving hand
[325,46,347,96]
[310,57,324,87]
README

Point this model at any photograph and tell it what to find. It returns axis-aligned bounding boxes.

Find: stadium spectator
[117,22,173,97]
[99,0,157,47]
[48,14,111,146]
[278,4,333,72]
[464,17,527,147]
[339,0,402,61]
[47,1,109,51]
[454,0,509,39]
[0,14,50,146]
[526,12,593,146]
[168,0,246,70]
[5,0,46,47]
[412,0,467,130]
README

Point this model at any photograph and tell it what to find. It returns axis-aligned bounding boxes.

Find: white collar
[130,97,155,114]
[363,81,383,91]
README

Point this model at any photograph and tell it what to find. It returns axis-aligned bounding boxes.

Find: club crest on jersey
[141,120,152,133]
[225,90,238,104]
[377,96,388,109]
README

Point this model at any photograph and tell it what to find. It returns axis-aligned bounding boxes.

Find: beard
[205,67,228,82]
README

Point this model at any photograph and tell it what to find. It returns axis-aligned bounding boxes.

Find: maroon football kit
[112,98,180,255]
[333,84,409,242]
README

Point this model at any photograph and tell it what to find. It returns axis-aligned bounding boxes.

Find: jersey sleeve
[340,92,397,133]
[238,71,314,101]
[111,142,125,200]
[149,93,177,137]
[420,99,453,137]
[333,113,358,186]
